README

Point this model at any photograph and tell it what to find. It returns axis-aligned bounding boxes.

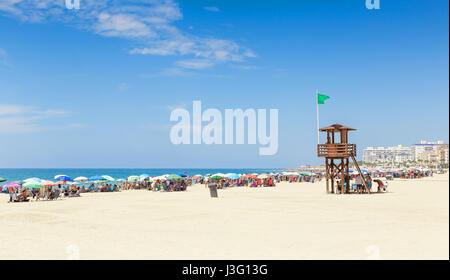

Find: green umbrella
[0,178,6,182]
[127,175,140,181]
[23,182,45,188]
[210,175,224,180]
[166,174,182,180]
[102,175,115,181]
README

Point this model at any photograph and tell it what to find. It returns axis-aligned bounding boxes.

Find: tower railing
[317,143,356,158]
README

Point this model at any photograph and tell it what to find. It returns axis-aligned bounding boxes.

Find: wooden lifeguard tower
[317,124,367,194]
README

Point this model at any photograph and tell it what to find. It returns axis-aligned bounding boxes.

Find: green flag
[317,93,330,104]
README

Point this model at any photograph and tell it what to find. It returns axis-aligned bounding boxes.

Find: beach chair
[48,189,61,200]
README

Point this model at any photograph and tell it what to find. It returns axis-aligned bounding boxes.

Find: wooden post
[325,158,329,193]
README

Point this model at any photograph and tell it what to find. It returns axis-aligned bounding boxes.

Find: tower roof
[319,123,356,132]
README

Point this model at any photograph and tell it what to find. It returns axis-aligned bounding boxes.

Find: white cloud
[0,48,10,67]
[0,0,254,68]
[118,82,130,92]
[0,104,72,134]
[204,6,219,12]
[175,59,214,69]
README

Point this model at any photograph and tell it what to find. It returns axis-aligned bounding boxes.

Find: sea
[0,168,283,185]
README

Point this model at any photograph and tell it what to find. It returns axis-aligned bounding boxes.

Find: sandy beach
[1,173,448,260]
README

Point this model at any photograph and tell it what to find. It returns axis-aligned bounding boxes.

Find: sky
[0,0,448,168]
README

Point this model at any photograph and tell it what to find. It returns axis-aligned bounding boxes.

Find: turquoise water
[0,168,281,185]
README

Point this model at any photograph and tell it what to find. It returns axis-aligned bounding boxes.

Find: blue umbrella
[178,174,189,177]
[226,173,240,180]
[54,175,73,181]
[89,176,106,181]
[140,174,151,179]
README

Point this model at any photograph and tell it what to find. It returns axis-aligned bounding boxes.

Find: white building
[363,140,449,164]
[413,140,449,163]
[363,145,414,164]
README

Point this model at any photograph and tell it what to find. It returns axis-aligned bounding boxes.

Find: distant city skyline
[0,0,448,168]
[363,140,449,164]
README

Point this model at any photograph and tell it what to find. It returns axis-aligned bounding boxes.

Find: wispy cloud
[0,104,74,134]
[0,48,10,67]
[175,59,214,69]
[118,82,130,92]
[204,6,219,12]
[0,1,254,69]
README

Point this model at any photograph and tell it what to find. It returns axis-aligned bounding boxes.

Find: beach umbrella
[226,173,240,180]
[83,180,97,184]
[257,174,270,179]
[210,174,224,180]
[54,175,73,181]
[140,174,151,178]
[102,175,115,181]
[41,180,57,187]
[0,178,6,182]
[177,174,189,178]
[89,176,106,181]
[166,174,182,180]
[192,175,203,179]
[4,182,21,188]
[127,175,140,181]
[74,176,88,182]
[55,180,69,185]
[23,181,44,188]
[24,177,42,183]
[152,176,166,181]
[116,179,125,182]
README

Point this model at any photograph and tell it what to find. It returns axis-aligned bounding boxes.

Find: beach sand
[0,174,448,260]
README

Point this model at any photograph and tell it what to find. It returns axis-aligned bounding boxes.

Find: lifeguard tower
[317,124,367,194]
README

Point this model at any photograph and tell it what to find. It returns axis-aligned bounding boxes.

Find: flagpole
[316,90,320,145]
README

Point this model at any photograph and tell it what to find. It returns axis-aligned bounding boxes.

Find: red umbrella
[41,180,58,187]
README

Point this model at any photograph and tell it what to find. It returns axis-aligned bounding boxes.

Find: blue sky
[0,0,448,168]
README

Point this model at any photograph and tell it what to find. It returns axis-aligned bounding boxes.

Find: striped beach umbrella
[89,176,106,181]
[74,176,88,182]
[41,180,57,187]
[23,182,45,188]
[127,175,140,181]
[102,175,115,181]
